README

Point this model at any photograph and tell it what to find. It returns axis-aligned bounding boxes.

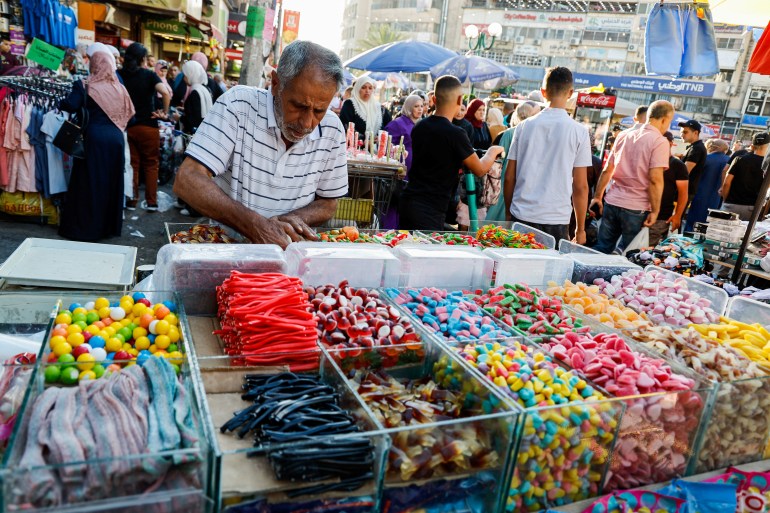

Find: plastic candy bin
[154,244,287,315]
[285,242,400,288]
[485,248,574,289]
[392,244,494,289]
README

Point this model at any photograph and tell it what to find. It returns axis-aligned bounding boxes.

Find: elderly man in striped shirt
[174,40,348,247]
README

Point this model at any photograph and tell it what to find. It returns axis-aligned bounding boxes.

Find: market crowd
[54,39,770,252]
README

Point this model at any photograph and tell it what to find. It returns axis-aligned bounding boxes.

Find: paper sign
[245,5,265,38]
[26,38,65,71]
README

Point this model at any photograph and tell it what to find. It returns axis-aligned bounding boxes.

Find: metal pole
[730,170,770,283]
[240,0,272,87]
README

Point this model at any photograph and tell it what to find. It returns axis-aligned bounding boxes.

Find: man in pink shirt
[590,100,675,253]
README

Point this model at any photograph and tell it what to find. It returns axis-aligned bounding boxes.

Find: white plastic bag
[760,253,770,273]
[624,227,650,256]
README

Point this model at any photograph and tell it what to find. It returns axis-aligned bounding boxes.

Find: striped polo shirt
[185,86,348,217]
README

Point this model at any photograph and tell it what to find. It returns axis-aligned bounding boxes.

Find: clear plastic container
[321,340,519,513]
[392,244,494,289]
[566,253,642,284]
[726,296,770,328]
[645,265,728,317]
[187,352,387,512]
[286,242,400,288]
[154,244,287,315]
[2,333,210,512]
[485,248,574,289]
[558,239,602,256]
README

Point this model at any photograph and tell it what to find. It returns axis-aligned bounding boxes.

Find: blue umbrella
[360,71,411,89]
[344,40,457,73]
[430,55,519,85]
[343,69,356,86]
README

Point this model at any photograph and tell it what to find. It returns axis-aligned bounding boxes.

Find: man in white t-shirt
[174,41,348,248]
[503,66,591,244]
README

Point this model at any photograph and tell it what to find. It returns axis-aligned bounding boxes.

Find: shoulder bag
[53,84,89,159]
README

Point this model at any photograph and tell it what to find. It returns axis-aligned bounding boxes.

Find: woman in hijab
[487,107,506,144]
[176,60,212,135]
[171,51,221,107]
[339,76,392,142]
[464,99,491,150]
[381,94,424,229]
[58,52,135,241]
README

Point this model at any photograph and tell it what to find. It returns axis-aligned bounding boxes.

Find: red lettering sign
[577,92,617,109]
[225,48,242,60]
[227,19,239,33]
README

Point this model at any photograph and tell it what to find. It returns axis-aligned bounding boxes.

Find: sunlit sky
[281,0,346,54]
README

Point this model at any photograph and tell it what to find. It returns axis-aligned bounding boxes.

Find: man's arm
[669,180,689,230]
[173,158,304,248]
[503,159,516,222]
[589,160,616,215]
[722,174,734,200]
[572,166,589,244]
[463,146,505,177]
[684,161,696,174]
[644,167,665,227]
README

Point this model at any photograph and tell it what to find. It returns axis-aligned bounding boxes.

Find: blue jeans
[594,203,649,254]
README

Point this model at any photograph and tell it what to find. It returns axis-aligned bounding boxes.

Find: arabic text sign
[26,38,65,71]
[573,72,716,98]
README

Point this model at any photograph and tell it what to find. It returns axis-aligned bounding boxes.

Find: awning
[145,18,206,40]
[710,0,770,27]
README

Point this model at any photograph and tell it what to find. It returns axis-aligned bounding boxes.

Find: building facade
[456,0,756,139]
[340,0,465,62]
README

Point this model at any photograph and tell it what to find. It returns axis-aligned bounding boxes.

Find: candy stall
[4,224,770,513]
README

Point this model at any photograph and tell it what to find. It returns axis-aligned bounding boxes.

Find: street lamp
[465,22,503,54]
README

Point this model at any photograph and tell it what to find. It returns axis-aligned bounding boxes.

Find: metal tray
[0,238,136,289]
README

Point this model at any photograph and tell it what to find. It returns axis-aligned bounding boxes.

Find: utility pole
[240,0,272,86]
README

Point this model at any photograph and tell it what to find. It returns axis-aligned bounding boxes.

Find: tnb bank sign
[574,73,716,98]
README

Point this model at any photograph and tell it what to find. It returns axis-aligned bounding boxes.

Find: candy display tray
[187,358,387,512]
[320,340,520,513]
[164,222,247,245]
[566,305,770,475]
[1,291,210,513]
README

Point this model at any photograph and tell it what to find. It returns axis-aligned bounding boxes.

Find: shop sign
[119,0,184,14]
[586,15,633,32]
[96,35,119,46]
[245,5,264,38]
[281,9,300,50]
[503,11,585,26]
[145,18,204,39]
[573,72,716,98]
[577,92,617,109]
[26,38,65,71]
[742,114,770,127]
[77,28,95,45]
[714,23,745,33]
[225,48,242,60]
[513,44,539,56]
[263,7,275,42]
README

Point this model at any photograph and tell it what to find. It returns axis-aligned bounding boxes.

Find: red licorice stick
[216,271,319,370]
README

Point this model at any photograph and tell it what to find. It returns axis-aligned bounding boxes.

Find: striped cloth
[185,86,348,217]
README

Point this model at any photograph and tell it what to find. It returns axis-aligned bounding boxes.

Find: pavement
[0,182,204,270]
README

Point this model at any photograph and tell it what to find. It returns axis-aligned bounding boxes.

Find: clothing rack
[0,76,72,100]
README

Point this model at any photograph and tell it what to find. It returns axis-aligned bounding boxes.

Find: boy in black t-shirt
[721,132,770,221]
[400,75,504,230]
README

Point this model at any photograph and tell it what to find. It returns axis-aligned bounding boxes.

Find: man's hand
[151,109,168,120]
[487,145,505,159]
[247,217,298,249]
[667,214,681,231]
[643,211,658,227]
[274,214,319,242]
[589,198,603,216]
[573,229,586,245]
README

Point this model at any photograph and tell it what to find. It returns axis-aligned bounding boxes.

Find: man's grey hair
[648,100,674,120]
[514,100,540,125]
[276,40,344,91]
[706,138,728,154]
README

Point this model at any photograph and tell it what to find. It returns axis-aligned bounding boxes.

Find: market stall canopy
[344,40,457,73]
[566,92,635,117]
[429,54,518,88]
[343,69,356,86]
